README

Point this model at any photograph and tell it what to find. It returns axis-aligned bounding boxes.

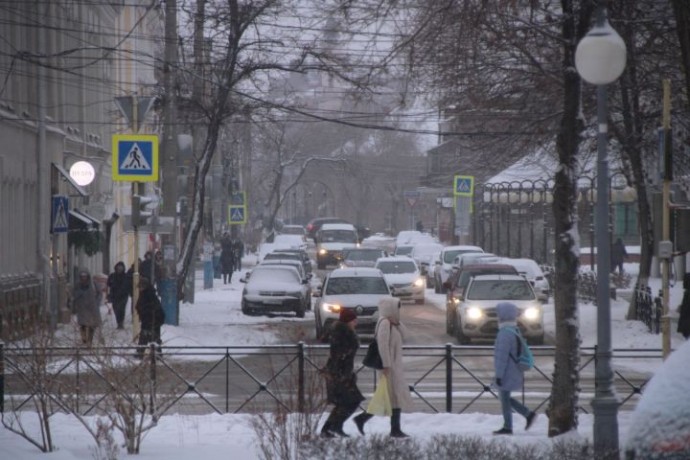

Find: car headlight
[466,306,483,320]
[322,302,342,313]
[523,306,541,321]
[318,249,328,255]
[414,278,425,287]
[452,297,460,305]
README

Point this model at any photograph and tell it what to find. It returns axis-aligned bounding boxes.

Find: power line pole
[661,79,672,359]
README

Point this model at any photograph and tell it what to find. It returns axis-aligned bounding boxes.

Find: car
[361,233,396,254]
[258,258,312,310]
[341,248,388,268]
[306,217,349,241]
[393,245,415,257]
[375,256,425,304]
[433,245,484,293]
[452,252,501,269]
[278,224,306,236]
[269,248,313,274]
[442,264,519,335]
[315,223,359,269]
[313,267,392,341]
[240,265,310,317]
[496,257,551,302]
[272,234,307,250]
[409,243,444,286]
[453,274,544,345]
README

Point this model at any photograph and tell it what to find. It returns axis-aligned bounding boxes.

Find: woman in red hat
[320,308,364,437]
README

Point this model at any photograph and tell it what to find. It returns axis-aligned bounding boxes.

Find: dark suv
[443,264,518,335]
[305,217,348,241]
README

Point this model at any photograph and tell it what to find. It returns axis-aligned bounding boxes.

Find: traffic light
[131,194,157,227]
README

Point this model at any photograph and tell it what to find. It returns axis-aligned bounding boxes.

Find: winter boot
[390,409,409,438]
[354,412,373,435]
[320,421,335,438]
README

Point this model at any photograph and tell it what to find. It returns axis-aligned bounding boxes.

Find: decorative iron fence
[634,285,663,334]
[1,343,657,420]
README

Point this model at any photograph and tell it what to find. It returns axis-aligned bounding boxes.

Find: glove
[495,378,502,387]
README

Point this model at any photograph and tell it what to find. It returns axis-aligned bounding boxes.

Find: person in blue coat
[493,301,537,435]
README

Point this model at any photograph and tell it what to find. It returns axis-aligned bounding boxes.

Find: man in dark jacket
[320,309,364,437]
[135,276,165,358]
[107,261,130,329]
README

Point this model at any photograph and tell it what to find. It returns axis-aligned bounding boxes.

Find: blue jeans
[499,390,531,430]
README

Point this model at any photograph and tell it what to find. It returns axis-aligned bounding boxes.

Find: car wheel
[415,298,424,305]
[317,261,325,270]
[241,301,251,316]
[455,319,471,345]
[427,276,434,288]
[434,279,440,294]
[295,302,306,318]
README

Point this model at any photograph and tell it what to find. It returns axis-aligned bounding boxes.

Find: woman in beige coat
[354,296,414,437]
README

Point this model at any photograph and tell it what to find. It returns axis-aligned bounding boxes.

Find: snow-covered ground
[2,256,687,458]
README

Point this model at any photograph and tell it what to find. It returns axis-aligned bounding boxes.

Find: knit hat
[339,309,357,323]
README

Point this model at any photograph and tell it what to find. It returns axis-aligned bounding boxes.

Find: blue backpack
[509,329,534,371]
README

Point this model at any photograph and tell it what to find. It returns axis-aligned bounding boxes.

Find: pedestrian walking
[233,238,244,271]
[70,269,102,346]
[353,296,414,438]
[107,261,130,329]
[678,274,690,339]
[493,301,537,435]
[320,309,365,438]
[135,276,165,358]
[611,237,628,274]
[220,244,236,284]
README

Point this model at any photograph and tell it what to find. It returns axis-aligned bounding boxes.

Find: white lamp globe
[575,21,627,85]
[69,161,95,186]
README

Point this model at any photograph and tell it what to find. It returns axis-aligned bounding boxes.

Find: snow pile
[624,339,690,458]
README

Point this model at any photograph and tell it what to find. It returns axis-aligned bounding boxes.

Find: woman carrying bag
[320,309,365,437]
[354,296,414,438]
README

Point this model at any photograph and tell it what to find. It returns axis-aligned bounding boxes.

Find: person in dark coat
[71,269,102,346]
[493,302,537,435]
[107,261,130,330]
[220,245,236,284]
[135,276,165,358]
[678,275,690,339]
[611,238,628,274]
[233,238,244,271]
[320,309,364,438]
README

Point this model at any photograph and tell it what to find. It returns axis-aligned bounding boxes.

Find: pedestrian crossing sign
[112,134,159,181]
[51,195,69,233]
[454,175,474,197]
[228,205,247,225]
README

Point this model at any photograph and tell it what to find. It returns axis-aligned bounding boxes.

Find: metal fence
[634,285,663,334]
[1,342,657,420]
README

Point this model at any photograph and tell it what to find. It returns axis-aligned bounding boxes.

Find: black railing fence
[1,342,657,421]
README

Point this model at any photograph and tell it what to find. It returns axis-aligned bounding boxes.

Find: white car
[240,265,310,317]
[496,257,551,302]
[315,223,359,269]
[375,256,425,304]
[313,267,392,341]
[454,274,544,344]
[272,234,307,250]
[434,245,484,293]
[410,243,444,286]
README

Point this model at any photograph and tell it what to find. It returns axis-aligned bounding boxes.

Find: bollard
[445,343,452,413]
[149,342,157,416]
[297,341,305,413]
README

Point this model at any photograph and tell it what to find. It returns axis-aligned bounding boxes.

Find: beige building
[0,1,161,338]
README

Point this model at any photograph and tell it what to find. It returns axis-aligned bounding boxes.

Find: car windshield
[412,244,443,256]
[467,280,535,301]
[458,268,515,288]
[395,246,413,255]
[444,249,478,263]
[377,261,416,274]
[345,250,381,261]
[325,276,389,295]
[250,267,299,284]
[319,230,357,243]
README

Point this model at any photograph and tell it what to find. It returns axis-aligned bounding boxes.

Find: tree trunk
[547,0,593,437]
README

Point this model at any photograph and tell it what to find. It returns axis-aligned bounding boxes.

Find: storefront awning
[69,209,100,231]
[52,162,87,197]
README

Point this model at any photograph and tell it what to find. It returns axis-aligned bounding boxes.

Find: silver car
[241,265,309,317]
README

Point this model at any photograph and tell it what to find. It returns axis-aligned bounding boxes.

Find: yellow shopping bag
[366,375,392,416]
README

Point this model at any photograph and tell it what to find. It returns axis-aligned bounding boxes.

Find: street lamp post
[575,4,626,457]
